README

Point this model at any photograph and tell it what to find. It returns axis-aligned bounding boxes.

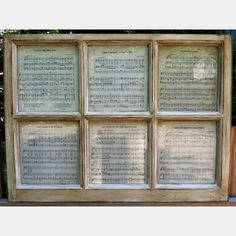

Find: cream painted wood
[4,34,232,203]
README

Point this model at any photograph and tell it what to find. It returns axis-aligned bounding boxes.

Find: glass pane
[18,45,79,112]
[88,46,149,112]
[159,46,218,112]
[20,122,80,185]
[157,121,217,184]
[89,121,148,185]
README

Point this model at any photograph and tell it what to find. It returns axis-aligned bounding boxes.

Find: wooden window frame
[4,34,232,203]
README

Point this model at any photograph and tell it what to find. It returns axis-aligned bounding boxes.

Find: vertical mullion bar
[82,41,89,188]
[151,41,158,189]
[79,42,84,188]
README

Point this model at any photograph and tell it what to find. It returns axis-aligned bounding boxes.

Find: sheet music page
[159,46,218,112]
[158,121,216,184]
[89,121,148,185]
[20,122,80,185]
[18,45,79,112]
[88,46,149,112]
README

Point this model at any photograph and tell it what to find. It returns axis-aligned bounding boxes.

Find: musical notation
[89,122,148,184]
[159,46,218,112]
[158,121,216,184]
[20,122,80,185]
[88,46,148,112]
[18,46,79,112]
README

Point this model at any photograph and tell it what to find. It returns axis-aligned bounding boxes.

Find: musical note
[159,46,218,112]
[158,121,216,184]
[89,122,148,185]
[88,46,148,112]
[18,46,79,112]
[20,122,80,185]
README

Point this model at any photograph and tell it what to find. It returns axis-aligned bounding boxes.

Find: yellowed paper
[20,122,80,185]
[158,121,216,184]
[89,121,148,185]
[88,46,149,112]
[18,46,79,112]
[159,46,218,112]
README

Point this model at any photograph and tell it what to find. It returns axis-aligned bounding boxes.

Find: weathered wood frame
[4,34,232,203]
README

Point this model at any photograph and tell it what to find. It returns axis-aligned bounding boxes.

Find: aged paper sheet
[20,122,80,185]
[158,121,216,184]
[18,46,79,112]
[88,46,149,112]
[159,46,218,112]
[89,121,148,185]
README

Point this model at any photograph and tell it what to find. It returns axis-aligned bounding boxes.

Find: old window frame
[4,34,232,203]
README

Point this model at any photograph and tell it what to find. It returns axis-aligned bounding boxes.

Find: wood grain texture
[221,35,232,196]
[11,187,225,202]
[1,198,236,206]
[7,34,226,42]
[4,35,16,201]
